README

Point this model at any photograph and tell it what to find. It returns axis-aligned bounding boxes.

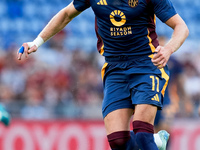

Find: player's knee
[107,131,130,149]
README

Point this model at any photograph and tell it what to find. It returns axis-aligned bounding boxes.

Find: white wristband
[33,36,44,48]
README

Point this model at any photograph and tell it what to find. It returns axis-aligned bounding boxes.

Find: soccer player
[17,0,189,149]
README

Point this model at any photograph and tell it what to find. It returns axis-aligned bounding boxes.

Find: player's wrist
[164,45,175,54]
[33,36,44,48]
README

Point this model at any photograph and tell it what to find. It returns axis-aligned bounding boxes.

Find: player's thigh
[130,73,168,125]
[104,108,134,135]
[133,104,157,125]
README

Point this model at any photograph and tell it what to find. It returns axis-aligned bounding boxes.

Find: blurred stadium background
[0,0,200,149]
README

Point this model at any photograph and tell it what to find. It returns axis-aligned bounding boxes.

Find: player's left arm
[152,14,189,69]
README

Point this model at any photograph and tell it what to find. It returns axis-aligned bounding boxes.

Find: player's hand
[17,42,38,60]
[151,46,172,69]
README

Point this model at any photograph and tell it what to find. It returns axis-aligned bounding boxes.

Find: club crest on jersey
[128,0,139,7]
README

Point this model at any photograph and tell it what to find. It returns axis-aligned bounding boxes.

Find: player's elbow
[185,25,189,38]
[181,20,189,38]
[177,22,189,39]
[61,3,81,23]
[61,9,73,24]
[181,24,189,41]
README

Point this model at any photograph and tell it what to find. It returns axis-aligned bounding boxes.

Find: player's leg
[104,106,168,150]
[129,66,170,150]
[102,60,169,150]
[132,104,159,150]
[104,108,139,150]
[102,61,138,150]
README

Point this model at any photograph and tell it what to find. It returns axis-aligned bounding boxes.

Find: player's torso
[90,0,157,56]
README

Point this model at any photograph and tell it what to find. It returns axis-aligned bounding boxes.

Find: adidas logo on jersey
[97,0,107,5]
[151,94,160,102]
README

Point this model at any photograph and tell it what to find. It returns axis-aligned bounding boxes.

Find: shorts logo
[97,0,107,5]
[128,0,139,7]
[110,10,126,27]
[151,94,160,102]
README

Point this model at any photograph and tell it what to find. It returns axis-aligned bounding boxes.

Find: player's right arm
[17,2,81,60]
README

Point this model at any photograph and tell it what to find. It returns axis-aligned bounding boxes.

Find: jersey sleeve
[73,0,91,12]
[151,0,177,23]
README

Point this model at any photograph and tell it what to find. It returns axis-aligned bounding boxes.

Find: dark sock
[107,131,139,150]
[129,131,140,150]
[133,120,158,150]
[135,132,158,150]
